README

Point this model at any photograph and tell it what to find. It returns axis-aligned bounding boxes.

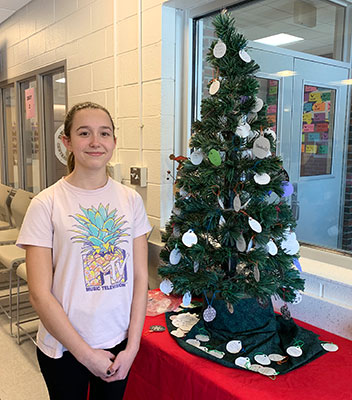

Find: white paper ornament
[186,338,201,347]
[321,342,338,352]
[236,234,246,252]
[254,172,271,185]
[170,328,185,338]
[182,229,198,247]
[266,239,278,256]
[235,357,251,368]
[226,340,242,354]
[246,238,254,252]
[252,98,264,112]
[213,40,227,58]
[248,364,264,372]
[258,367,278,376]
[209,79,220,95]
[254,354,271,365]
[248,217,262,233]
[209,350,225,359]
[241,149,252,159]
[269,354,286,362]
[253,264,260,282]
[218,197,225,209]
[194,261,199,273]
[182,291,192,307]
[233,194,241,212]
[286,345,303,357]
[190,150,204,165]
[171,312,199,330]
[235,123,251,138]
[219,215,226,227]
[196,334,210,342]
[239,49,251,63]
[292,291,303,305]
[160,279,173,295]
[252,136,271,159]
[203,305,216,322]
[169,248,181,265]
[264,128,276,140]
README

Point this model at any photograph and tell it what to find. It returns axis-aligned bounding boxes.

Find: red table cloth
[124,313,352,400]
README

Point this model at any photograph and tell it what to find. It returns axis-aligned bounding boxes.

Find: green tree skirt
[166,298,328,376]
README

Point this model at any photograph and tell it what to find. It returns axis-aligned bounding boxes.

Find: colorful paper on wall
[302,124,314,133]
[306,145,317,154]
[25,87,36,119]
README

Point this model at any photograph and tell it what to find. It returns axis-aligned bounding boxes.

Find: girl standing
[17,102,151,400]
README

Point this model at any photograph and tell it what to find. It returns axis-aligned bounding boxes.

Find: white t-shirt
[16,177,151,358]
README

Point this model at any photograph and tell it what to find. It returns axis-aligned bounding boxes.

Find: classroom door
[248,45,349,248]
[291,59,349,248]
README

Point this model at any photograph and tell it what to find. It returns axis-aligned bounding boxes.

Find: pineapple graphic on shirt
[70,203,130,290]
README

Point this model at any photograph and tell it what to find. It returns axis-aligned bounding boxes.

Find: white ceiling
[0,0,32,25]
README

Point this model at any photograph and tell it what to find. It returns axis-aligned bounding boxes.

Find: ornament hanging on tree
[203,305,216,322]
[209,79,220,95]
[248,217,262,233]
[282,181,294,197]
[254,172,271,185]
[233,194,241,212]
[264,127,276,140]
[235,122,251,138]
[169,247,182,265]
[208,149,222,166]
[236,234,246,252]
[190,149,204,165]
[266,239,278,256]
[182,291,192,306]
[252,97,264,112]
[160,279,173,295]
[252,135,271,159]
[213,39,227,58]
[239,49,251,63]
[182,229,198,247]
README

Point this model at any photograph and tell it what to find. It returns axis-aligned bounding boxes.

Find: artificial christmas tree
[158,12,336,376]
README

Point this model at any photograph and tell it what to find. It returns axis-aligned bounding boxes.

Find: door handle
[291,183,300,221]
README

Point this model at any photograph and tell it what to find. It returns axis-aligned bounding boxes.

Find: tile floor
[0,305,48,400]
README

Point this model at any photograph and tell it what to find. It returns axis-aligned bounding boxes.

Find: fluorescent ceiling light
[341,79,352,85]
[55,78,66,83]
[254,33,304,46]
[276,70,297,77]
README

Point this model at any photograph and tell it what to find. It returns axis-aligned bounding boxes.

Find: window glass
[257,78,279,134]
[2,86,20,188]
[20,80,41,194]
[300,85,335,177]
[43,71,67,186]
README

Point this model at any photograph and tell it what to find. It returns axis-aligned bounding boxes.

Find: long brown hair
[64,102,115,173]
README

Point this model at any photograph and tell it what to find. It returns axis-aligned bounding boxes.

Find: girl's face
[63,108,116,173]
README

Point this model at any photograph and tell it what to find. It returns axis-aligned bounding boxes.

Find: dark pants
[37,339,129,400]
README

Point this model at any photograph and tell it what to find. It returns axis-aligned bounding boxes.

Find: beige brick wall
[0,0,175,229]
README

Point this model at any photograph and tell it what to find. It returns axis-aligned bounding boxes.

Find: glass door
[42,70,67,186]
[291,59,349,248]
[1,86,20,188]
[248,46,349,249]
[20,79,41,193]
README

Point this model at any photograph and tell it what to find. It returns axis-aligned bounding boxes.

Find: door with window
[248,45,349,248]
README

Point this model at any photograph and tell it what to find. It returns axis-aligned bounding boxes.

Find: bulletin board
[300,86,335,177]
